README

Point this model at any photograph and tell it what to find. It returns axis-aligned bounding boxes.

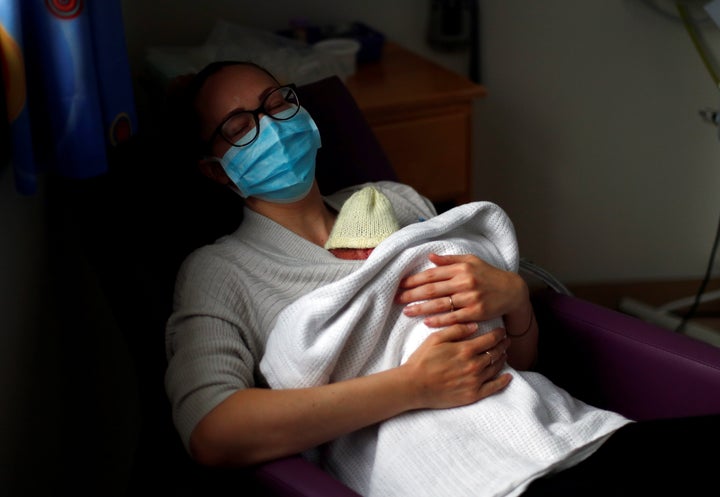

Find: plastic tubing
[676,1,720,88]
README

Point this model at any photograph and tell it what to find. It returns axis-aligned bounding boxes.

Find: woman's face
[195,64,280,159]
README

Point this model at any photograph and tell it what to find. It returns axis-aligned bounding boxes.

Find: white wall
[477,1,720,284]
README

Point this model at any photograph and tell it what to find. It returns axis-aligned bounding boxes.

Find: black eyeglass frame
[206,84,300,150]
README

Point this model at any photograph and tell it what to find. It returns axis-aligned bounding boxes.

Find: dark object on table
[278,21,385,63]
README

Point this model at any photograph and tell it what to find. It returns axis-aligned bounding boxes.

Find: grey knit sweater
[165,181,436,450]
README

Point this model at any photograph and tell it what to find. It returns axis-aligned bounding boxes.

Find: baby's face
[329,248,375,260]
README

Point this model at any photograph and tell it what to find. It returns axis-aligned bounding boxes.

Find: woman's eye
[265,95,285,111]
[224,115,253,139]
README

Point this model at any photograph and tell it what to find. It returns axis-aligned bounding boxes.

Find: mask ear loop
[198,155,247,198]
[227,182,245,197]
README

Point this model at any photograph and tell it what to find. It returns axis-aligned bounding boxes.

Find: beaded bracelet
[507,310,534,338]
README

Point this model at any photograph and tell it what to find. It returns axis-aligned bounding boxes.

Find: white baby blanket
[260,201,630,497]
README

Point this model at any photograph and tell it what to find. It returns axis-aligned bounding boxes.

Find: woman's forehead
[197,65,275,119]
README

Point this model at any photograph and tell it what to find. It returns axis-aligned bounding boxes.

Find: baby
[325,186,400,260]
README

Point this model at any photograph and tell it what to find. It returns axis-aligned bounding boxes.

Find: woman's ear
[198,158,231,185]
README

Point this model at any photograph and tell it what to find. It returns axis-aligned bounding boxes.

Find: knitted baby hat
[325,186,400,249]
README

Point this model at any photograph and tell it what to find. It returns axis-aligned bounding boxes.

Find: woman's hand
[397,252,539,371]
[402,323,512,409]
[397,253,528,328]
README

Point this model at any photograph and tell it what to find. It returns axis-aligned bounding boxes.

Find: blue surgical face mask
[215,107,322,203]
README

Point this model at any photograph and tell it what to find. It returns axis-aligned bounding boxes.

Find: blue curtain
[1,0,137,195]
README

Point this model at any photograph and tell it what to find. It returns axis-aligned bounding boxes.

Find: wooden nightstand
[345,42,486,206]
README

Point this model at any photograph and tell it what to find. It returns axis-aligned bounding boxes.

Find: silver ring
[448,295,455,312]
[485,350,494,365]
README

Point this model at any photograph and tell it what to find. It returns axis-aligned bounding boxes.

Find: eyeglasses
[207,85,300,149]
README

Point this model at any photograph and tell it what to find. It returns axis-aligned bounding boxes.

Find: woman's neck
[245,183,337,247]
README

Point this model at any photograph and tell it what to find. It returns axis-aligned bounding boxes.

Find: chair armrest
[533,289,720,421]
[253,455,361,497]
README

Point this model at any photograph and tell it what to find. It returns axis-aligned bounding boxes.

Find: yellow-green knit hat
[325,186,400,250]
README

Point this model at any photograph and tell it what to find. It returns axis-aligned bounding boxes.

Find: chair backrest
[296,75,397,193]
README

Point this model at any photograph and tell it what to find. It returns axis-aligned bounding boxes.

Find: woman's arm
[189,322,511,467]
[396,253,539,370]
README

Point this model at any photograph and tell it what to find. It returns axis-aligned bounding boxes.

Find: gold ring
[448,295,455,312]
[485,350,494,365]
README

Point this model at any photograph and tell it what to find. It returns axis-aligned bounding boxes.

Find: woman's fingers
[405,324,515,408]
[397,252,527,328]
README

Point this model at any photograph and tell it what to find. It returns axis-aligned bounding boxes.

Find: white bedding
[260,201,630,497]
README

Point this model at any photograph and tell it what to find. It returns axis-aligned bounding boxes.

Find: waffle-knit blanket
[260,201,630,497]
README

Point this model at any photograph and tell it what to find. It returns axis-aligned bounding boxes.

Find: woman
[165,60,717,496]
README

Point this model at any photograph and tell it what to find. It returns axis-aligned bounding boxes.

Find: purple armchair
[81,75,720,496]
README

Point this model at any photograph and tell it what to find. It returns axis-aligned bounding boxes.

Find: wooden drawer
[346,42,485,205]
[371,109,472,203]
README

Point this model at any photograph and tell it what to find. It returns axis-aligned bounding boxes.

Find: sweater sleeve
[165,248,257,453]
